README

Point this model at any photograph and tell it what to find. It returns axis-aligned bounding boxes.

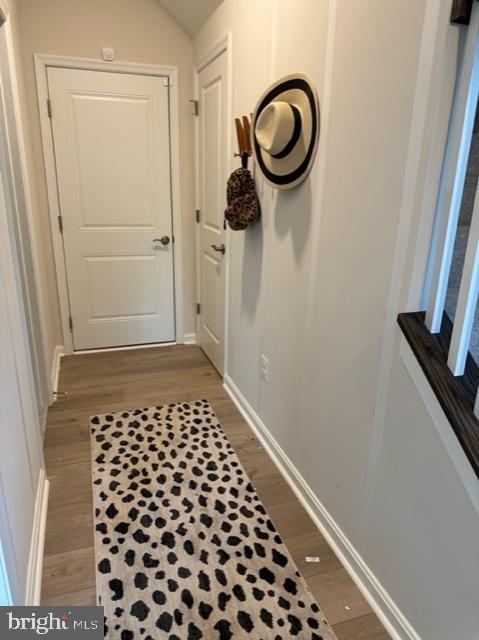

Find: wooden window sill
[397,311,479,477]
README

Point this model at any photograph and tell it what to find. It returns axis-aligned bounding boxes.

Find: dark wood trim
[451,0,474,25]
[398,311,479,477]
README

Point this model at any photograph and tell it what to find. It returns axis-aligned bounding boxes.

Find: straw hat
[252,73,320,190]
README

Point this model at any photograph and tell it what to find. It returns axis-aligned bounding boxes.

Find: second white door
[48,67,175,350]
[197,51,229,374]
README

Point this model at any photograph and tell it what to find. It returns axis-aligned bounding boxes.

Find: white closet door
[48,67,175,350]
[197,51,229,374]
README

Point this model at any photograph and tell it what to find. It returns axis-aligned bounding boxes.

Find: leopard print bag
[224,167,261,231]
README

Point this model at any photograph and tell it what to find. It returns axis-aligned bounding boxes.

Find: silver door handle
[211,243,225,255]
[153,236,170,246]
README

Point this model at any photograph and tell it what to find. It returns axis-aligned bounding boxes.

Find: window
[398,1,479,476]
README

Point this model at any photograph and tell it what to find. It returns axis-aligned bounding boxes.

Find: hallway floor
[41,345,389,639]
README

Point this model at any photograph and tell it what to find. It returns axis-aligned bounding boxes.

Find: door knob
[153,236,170,246]
[211,243,226,255]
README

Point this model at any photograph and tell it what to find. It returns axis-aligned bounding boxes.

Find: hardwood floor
[41,344,390,639]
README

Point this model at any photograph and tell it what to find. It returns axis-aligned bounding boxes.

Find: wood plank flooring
[41,344,390,639]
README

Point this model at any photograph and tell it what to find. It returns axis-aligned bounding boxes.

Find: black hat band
[270,104,302,159]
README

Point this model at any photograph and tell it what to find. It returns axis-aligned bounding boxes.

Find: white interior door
[47,67,175,350]
[197,51,229,374]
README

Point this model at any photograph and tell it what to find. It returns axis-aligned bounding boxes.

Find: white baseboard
[223,374,421,640]
[50,345,64,400]
[74,338,198,355]
[24,468,49,605]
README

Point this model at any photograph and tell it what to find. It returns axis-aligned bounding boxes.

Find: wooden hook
[242,116,252,154]
[235,118,246,155]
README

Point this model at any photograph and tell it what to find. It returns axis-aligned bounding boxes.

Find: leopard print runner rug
[91,400,337,640]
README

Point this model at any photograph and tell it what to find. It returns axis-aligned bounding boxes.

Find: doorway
[195,40,231,375]
[36,57,185,353]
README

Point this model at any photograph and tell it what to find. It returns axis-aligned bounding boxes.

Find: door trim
[34,54,185,354]
[0,10,51,413]
[0,23,45,599]
[194,34,233,376]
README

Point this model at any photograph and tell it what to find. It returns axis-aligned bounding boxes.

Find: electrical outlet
[260,355,269,382]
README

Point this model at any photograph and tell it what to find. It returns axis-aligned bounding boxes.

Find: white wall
[0,539,12,605]
[0,0,52,415]
[0,0,46,605]
[196,1,479,638]
[0,250,40,602]
[15,0,196,359]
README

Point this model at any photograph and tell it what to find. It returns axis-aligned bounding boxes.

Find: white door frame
[194,34,233,376]
[35,54,185,355]
[0,4,45,604]
[0,10,51,414]
[0,7,18,604]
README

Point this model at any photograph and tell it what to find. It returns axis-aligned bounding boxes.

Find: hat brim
[252,74,320,190]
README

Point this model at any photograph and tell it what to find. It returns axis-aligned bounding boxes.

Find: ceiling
[156,0,223,36]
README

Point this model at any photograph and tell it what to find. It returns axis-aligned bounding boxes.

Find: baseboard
[50,345,64,400]
[74,339,197,355]
[24,468,49,605]
[223,374,421,640]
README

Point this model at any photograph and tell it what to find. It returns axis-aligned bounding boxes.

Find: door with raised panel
[48,67,175,350]
[197,51,229,374]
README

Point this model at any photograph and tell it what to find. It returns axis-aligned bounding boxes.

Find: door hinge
[47,99,52,118]
[196,303,201,315]
[57,215,63,233]
[68,316,73,332]
[190,99,199,116]
[196,209,200,223]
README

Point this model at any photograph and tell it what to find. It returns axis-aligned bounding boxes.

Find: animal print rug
[91,400,336,640]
